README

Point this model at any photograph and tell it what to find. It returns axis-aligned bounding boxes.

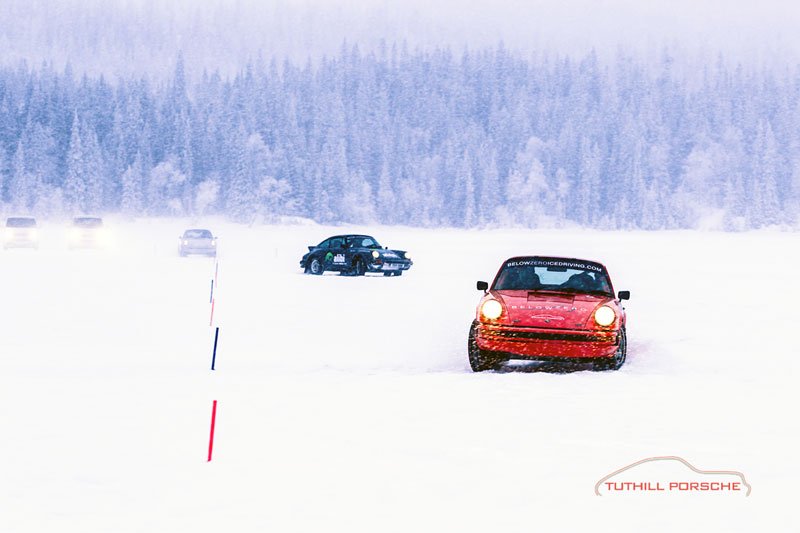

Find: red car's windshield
[494,260,612,296]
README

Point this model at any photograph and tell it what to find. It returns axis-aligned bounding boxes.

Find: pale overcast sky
[1,0,798,75]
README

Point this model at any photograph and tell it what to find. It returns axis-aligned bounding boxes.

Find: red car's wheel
[594,327,626,371]
[468,321,504,372]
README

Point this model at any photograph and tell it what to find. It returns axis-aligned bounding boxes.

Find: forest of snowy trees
[1,44,799,229]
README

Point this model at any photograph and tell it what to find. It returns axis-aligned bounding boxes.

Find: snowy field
[0,218,796,532]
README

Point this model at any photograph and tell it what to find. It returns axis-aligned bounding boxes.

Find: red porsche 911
[468,256,630,372]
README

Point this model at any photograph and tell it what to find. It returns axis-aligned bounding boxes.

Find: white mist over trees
[3,0,800,78]
[0,46,799,229]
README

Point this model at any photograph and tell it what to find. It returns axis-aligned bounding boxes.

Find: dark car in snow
[179,229,217,257]
[469,256,630,372]
[300,234,412,276]
[3,216,39,249]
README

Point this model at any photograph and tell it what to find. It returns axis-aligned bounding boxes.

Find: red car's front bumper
[475,323,621,359]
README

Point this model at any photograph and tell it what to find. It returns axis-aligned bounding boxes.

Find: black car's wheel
[353,257,366,276]
[594,327,627,371]
[468,321,504,372]
[308,257,324,275]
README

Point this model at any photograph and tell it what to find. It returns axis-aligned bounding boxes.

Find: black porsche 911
[300,234,413,276]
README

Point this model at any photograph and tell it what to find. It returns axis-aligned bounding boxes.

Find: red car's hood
[494,290,612,330]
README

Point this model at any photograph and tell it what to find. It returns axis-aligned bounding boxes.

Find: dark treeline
[0,45,798,229]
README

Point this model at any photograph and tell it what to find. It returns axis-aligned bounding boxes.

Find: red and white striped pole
[209,261,219,326]
[207,400,218,462]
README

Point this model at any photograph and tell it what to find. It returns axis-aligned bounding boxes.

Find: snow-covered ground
[0,218,796,532]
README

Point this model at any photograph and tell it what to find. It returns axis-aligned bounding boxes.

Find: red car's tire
[594,327,626,371]
[468,321,504,372]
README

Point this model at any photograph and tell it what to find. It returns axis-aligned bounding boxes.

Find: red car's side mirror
[617,290,630,300]
[477,281,488,292]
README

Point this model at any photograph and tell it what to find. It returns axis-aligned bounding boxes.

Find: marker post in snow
[207,400,218,462]
[211,327,219,370]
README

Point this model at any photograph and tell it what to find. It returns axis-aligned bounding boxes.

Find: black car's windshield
[73,217,103,228]
[6,217,36,228]
[494,259,612,295]
[347,236,381,249]
[184,229,212,238]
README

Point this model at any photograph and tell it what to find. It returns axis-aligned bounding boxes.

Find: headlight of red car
[594,305,616,327]
[480,299,503,320]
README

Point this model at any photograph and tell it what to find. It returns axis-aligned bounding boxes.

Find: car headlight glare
[481,299,503,320]
[594,305,616,327]
[405,253,411,261]
[371,250,380,259]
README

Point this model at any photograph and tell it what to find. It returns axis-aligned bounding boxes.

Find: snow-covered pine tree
[751,121,781,227]
[502,137,550,227]
[460,150,477,227]
[63,113,86,213]
[225,126,256,222]
[340,170,376,224]
[477,145,500,225]
[147,159,186,215]
[120,151,144,215]
[22,122,57,211]
[575,137,601,226]
[375,160,395,222]
[9,141,31,211]
[0,146,8,205]
[81,121,104,213]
